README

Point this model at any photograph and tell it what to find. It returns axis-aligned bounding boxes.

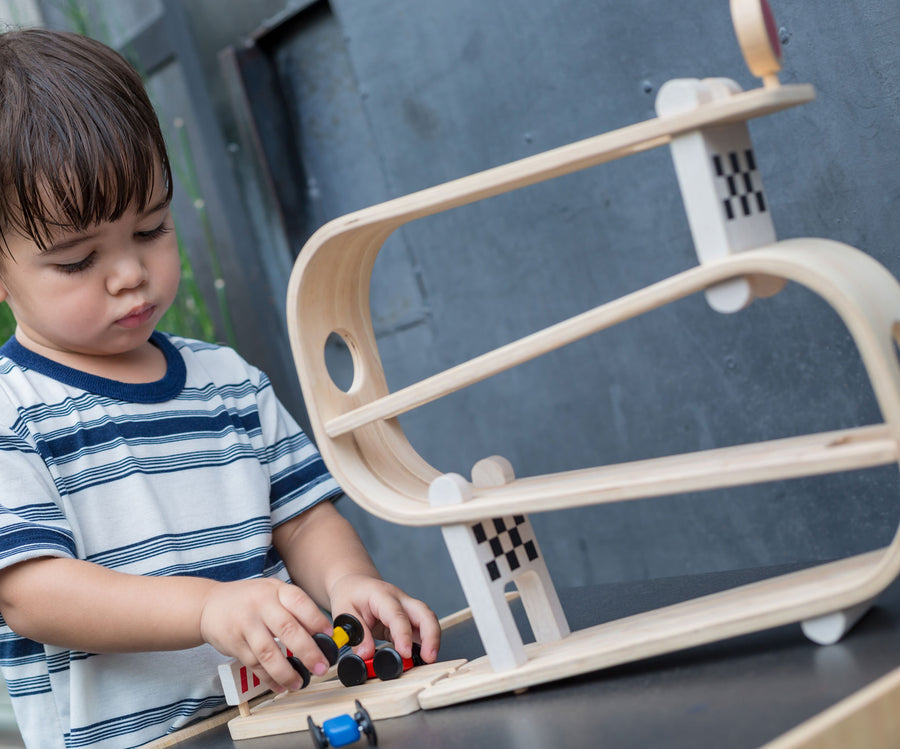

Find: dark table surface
[172,562,900,748]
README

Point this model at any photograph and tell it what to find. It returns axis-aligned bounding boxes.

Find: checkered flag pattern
[470,514,540,584]
[713,149,767,221]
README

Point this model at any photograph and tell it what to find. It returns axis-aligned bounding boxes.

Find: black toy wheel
[334,613,364,647]
[372,648,403,681]
[337,653,368,687]
[307,715,327,749]
[354,700,378,746]
[314,632,340,666]
[287,656,311,689]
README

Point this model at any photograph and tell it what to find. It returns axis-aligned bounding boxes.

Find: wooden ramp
[419,551,885,708]
[226,661,466,740]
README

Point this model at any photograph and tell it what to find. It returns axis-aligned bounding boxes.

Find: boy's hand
[327,573,441,664]
[199,578,332,693]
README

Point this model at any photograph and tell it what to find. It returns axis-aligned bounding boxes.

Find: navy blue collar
[0,331,186,403]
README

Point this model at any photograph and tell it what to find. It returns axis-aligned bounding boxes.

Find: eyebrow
[41,197,172,255]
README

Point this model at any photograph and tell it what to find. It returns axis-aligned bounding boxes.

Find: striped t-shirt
[0,332,342,748]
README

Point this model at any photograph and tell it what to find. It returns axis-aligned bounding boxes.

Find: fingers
[406,597,442,663]
[276,582,333,674]
[201,580,334,694]
[242,624,305,693]
[242,589,323,692]
[370,595,414,658]
[380,594,441,663]
[330,580,442,664]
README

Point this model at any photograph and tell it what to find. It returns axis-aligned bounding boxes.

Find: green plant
[37,0,225,347]
[159,233,217,343]
[0,302,15,343]
[168,118,237,347]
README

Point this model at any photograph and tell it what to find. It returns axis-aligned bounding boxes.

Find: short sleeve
[0,425,76,570]
[253,373,343,527]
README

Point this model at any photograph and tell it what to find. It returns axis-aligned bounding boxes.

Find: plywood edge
[762,663,900,749]
[346,424,895,526]
[227,660,466,741]
[419,551,889,708]
[292,84,815,246]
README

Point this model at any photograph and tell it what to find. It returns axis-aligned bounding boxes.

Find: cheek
[33,283,104,336]
[154,240,182,294]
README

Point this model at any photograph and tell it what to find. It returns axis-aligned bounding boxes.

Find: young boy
[0,28,440,748]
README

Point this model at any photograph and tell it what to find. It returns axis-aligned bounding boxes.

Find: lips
[116,303,156,329]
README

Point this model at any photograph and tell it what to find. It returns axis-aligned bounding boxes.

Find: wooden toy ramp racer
[286,0,900,710]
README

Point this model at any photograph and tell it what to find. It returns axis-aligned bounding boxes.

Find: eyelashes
[134,223,172,242]
[55,221,172,275]
[56,252,97,274]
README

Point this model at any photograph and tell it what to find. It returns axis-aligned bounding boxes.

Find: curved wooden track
[285,80,900,707]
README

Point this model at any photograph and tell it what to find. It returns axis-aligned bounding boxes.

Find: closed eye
[134,222,172,242]
[55,252,97,275]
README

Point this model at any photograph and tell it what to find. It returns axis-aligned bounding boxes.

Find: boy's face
[0,180,180,361]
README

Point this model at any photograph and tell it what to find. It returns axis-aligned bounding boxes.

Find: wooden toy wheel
[731,0,783,83]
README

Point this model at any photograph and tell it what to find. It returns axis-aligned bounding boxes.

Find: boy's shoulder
[0,341,49,423]
[161,332,225,354]
[160,333,265,383]
[162,333,245,363]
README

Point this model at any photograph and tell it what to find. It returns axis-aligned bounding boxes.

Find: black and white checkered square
[471,515,540,583]
[713,149,767,221]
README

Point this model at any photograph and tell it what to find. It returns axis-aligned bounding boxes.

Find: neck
[14,332,167,384]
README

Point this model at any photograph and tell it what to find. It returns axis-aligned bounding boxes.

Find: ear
[0,279,7,304]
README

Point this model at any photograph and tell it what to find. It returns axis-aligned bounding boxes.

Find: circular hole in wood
[324,331,356,393]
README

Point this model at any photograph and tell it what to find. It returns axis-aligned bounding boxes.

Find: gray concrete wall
[234,0,900,617]
[45,0,900,618]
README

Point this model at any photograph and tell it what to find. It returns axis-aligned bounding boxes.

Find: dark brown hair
[0,28,173,257]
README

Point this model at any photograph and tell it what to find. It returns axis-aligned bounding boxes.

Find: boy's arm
[0,557,214,651]
[0,556,333,693]
[272,501,441,663]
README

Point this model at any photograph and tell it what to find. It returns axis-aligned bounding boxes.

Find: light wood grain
[418,551,887,708]
[284,57,900,727]
[292,234,900,528]
[731,0,783,85]
[763,662,900,749]
[226,660,465,741]
[143,597,498,746]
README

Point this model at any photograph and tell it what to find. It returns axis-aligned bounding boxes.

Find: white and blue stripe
[0,332,341,748]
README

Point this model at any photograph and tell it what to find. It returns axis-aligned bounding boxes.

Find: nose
[106,248,148,295]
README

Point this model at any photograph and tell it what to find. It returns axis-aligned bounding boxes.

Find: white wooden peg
[428,472,473,507]
[801,599,875,646]
[471,457,570,645]
[429,470,527,670]
[656,77,784,313]
[429,458,569,672]
[471,455,516,487]
[218,656,270,708]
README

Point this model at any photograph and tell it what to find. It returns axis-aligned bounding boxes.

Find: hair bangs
[21,104,171,249]
[0,29,172,256]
